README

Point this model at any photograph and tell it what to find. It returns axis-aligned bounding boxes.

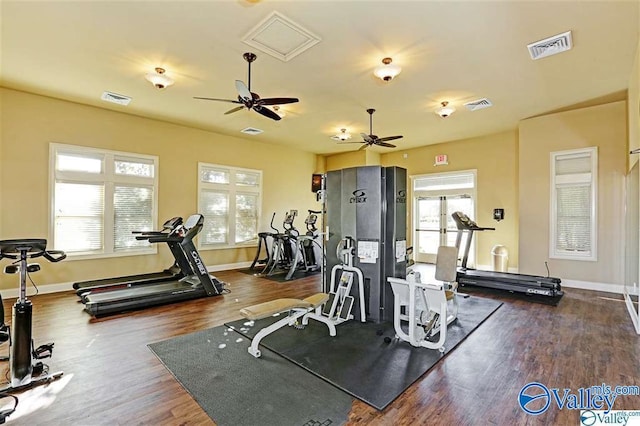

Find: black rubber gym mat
[225,294,502,410]
[148,324,354,426]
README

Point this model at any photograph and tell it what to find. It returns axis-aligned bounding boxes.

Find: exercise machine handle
[42,250,66,263]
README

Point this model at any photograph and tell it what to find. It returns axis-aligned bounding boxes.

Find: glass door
[415,195,473,263]
[415,196,442,263]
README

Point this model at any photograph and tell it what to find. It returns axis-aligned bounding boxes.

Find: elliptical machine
[0,239,66,393]
[285,210,323,280]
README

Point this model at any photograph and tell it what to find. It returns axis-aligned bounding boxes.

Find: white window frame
[49,143,159,260]
[549,147,598,261]
[198,162,262,250]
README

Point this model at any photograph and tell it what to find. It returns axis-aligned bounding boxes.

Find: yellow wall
[519,101,627,284]
[382,130,519,268]
[325,148,383,171]
[0,88,318,289]
[325,150,366,171]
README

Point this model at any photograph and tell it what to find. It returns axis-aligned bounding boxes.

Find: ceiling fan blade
[337,141,365,144]
[360,133,374,143]
[259,97,300,106]
[224,106,245,115]
[375,141,397,148]
[358,143,369,151]
[193,97,241,104]
[235,80,252,102]
[377,135,403,142]
[253,105,281,121]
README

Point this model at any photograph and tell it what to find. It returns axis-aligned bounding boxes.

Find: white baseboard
[207,261,251,272]
[561,279,624,295]
[623,288,640,335]
[1,282,73,299]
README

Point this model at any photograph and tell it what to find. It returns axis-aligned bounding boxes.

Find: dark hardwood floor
[1,269,638,425]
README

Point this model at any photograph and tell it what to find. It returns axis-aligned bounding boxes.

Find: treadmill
[83,214,226,316]
[73,217,188,297]
[451,211,563,300]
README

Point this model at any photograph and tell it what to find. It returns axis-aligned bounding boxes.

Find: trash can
[491,245,509,272]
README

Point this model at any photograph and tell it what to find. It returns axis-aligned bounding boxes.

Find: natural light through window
[49,144,158,259]
[198,163,262,250]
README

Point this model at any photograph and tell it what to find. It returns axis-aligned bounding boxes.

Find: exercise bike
[0,239,66,394]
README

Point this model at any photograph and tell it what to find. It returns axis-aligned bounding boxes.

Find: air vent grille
[241,127,264,135]
[464,98,493,111]
[527,31,573,60]
[101,91,131,106]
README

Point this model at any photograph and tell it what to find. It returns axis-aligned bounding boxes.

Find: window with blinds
[198,163,261,249]
[550,147,597,261]
[50,144,158,258]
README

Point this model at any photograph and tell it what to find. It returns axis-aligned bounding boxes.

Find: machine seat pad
[240,293,329,321]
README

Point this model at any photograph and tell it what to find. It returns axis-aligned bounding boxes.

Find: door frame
[410,169,477,264]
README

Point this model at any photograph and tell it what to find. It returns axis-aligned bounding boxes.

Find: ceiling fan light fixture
[145,67,174,89]
[436,101,455,118]
[373,57,401,82]
[331,128,352,141]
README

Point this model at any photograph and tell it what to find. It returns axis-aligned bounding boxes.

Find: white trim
[410,169,477,265]
[49,143,159,259]
[198,162,262,250]
[549,147,598,261]
[624,285,640,334]
[561,278,624,294]
[207,261,252,272]
[0,282,73,299]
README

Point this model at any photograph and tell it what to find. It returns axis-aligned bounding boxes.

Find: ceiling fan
[341,108,402,150]
[194,52,299,121]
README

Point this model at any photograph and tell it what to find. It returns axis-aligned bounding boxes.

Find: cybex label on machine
[396,189,406,204]
[349,189,367,204]
[191,251,208,275]
[527,288,551,296]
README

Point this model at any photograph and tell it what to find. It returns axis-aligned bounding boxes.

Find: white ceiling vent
[241,127,264,136]
[101,91,131,106]
[527,31,573,60]
[242,11,321,62]
[464,98,493,111]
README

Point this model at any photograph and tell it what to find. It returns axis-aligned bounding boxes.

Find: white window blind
[198,163,262,249]
[114,185,154,251]
[50,144,158,259]
[54,182,104,253]
[550,147,597,261]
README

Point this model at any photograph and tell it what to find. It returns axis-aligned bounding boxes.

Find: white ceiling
[1,1,638,155]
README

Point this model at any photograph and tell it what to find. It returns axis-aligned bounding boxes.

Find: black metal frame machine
[451,211,563,300]
[73,216,188,297]
[82,214,226,316]
[0,239,66,395]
